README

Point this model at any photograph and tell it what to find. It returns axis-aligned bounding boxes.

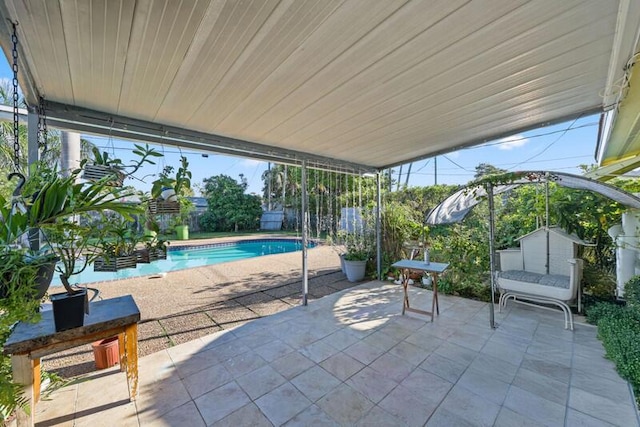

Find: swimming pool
[51,238,315,286]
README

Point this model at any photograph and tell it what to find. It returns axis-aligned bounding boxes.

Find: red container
[92,336,120,369]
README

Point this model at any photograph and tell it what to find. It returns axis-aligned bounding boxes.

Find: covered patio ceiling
[1,0,639,173]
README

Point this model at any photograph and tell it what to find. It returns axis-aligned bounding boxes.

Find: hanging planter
[0,253,58,301]
[93,255,137,272]
[82,164,125,187]
[134,248,153,264]
[135,247,166,263]
[147,199,180,215]
[152,247,167,260]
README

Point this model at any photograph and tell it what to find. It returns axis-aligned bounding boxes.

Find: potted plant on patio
[23,161,141,331]
[342,228,374,282]
[343,245,370,282]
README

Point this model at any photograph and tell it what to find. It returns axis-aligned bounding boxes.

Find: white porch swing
[427,171,640,330]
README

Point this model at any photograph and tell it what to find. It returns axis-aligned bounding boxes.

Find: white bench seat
[497,258,583,330]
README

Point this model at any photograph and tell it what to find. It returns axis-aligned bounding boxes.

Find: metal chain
[11,22,19,171]
[38,96,48,154]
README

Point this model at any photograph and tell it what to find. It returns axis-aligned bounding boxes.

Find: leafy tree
[474,163,506,179]
[200,174,262,232]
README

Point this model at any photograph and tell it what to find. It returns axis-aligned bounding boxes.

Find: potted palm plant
[19,161,141,331]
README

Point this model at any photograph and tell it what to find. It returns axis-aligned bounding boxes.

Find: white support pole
[301,160,309,305]
[376,171,382,280]
[61,131,81,177]
[487,183,497,329]
[27,109,39,250]
[545,178,550,275]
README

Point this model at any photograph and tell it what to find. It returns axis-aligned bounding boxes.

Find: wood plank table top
[4,295,140,355]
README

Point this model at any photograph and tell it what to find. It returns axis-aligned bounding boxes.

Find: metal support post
[376,171,382,280]
[301,160,309,305]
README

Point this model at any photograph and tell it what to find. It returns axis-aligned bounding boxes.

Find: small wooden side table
[391,260,449,321]
[3,295,141,427]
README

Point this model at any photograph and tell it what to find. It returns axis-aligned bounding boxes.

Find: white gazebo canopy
[1,0,639,173]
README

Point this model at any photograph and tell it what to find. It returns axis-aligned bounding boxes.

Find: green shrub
[624,275,640,309]
[587,300,640,403]
[582,263,616,301]
[585,301,622,324]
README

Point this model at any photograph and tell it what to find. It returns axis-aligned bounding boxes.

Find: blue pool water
[51,239,314,286]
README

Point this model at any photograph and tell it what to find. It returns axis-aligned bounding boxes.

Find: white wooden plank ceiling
[0,0,636,170]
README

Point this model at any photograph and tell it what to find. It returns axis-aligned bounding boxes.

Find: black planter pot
[50,289,87,332]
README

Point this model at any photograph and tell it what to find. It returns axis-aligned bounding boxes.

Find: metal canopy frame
[44,101,376,176]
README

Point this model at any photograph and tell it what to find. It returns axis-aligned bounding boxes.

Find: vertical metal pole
[27,109,39,250]
[487,183,496,329]
[301,160,309,305]
[267,162,272,211]
[545,178,550,275]
[376,171,382,280]
[434,156,438,185]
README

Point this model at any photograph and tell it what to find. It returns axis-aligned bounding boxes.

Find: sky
[0,59,601,196]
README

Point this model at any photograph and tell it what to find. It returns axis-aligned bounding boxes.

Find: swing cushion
[497,270,570,289]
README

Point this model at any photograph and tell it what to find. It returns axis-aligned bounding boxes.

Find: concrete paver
[32,254,639,426]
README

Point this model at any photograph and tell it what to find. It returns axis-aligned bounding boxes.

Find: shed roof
[1,1,639,172]
[517,226,592,246]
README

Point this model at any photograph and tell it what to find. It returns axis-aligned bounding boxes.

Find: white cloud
[240,158,265,167]
[497,134,529,150]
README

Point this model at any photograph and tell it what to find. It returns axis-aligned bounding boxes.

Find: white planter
[161,187,177,202]
[344,259,366,282]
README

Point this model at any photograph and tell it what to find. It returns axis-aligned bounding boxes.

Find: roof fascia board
[378,107,603,171]
[602,0,640,109]
[44,101,376,175]
[585,156,640,182]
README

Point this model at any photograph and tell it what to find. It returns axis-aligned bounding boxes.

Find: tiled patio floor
[35,281,639,426]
